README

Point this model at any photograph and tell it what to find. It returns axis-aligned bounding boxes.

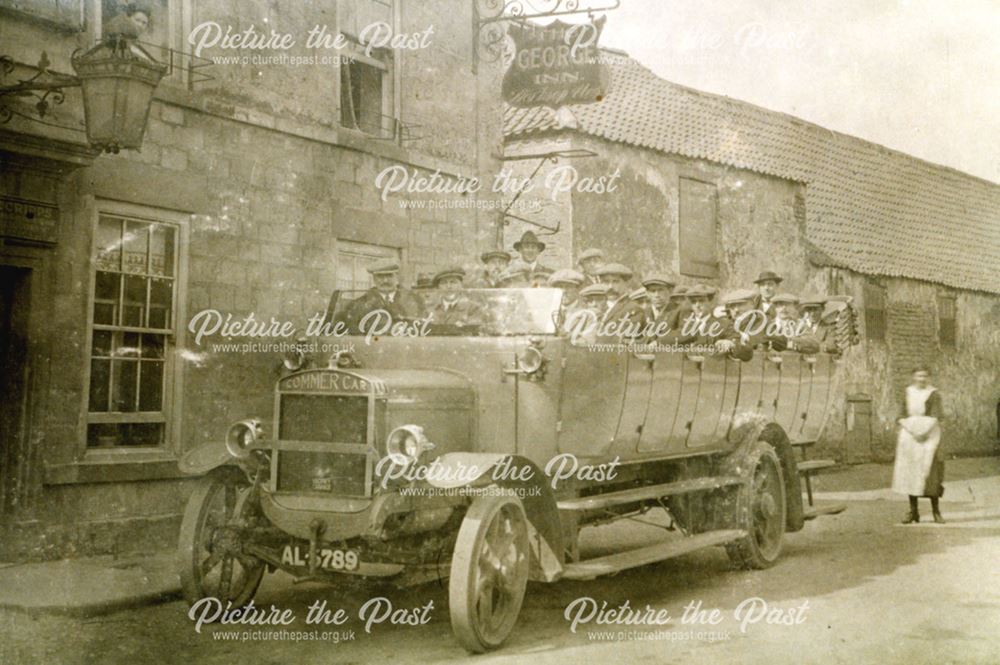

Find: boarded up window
[678,178,718,278]
[938,295,957,348]
[863,281,886,342]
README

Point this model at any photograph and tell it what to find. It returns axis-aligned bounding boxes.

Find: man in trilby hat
[751,270,783,315]
[509,230,553,284]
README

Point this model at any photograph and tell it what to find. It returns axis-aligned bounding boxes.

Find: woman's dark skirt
[919,458,945,498]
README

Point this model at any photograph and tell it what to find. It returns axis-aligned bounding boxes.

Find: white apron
[891,386,941,496]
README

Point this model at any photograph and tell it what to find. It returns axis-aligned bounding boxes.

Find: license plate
[281,544,360,571]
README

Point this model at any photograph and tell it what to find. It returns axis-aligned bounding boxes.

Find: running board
[561,530,746,580]
[557,476,744,512]
[797,460,836,473]
[802,503,847,520]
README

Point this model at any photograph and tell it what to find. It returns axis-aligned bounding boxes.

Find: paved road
[2,489,999,664]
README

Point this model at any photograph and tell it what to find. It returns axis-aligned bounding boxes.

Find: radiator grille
[276,394,369,495]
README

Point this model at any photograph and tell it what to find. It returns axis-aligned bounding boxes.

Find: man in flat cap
[428,267,484,330]
[713,289,761,361]
[345,262,425,333]
[675,284,725,346]
[548,268,585,327]
[597,263,644,339]
[471,250,511,289]
[577,248,605,285]
[565,282,612,344]
[641,273,678,342]
[769,293,820,353]
[509,231,553,284]
[799,295,841,354]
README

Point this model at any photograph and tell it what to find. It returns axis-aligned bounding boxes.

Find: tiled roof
[504,53,1000,294]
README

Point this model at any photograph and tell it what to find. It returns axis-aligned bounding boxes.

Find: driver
[428,267,484,327]
[345,262,425,333]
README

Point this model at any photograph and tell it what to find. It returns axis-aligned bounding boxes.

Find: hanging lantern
[71,31,166,153]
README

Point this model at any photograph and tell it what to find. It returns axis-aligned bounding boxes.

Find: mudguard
[426,452,565,581]
[727,414,805,532]
[178,440,239,475]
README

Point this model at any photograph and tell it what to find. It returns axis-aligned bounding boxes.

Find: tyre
[726,440,786,569]
[178,470,265,608]
[448,493,530,653]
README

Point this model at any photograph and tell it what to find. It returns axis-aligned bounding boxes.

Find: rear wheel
[449,493,530,653]
[726,441,786,569]
[178,470,265,607]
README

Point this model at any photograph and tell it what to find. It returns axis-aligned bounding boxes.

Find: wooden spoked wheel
[178,471,265,608]
[449,493,530,653]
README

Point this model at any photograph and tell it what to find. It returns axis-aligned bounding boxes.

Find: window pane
[123,275,147,326]
[123,220,150,274]
[149,224,176,277]
[89,359,110,412]
[87,423,119,447]
[113,360,139,412]
[87,422,163,447]
[96,217,122,271]
[94,271,120,325]
[92,330,113,357]
[149,278,172,329]
[141,333,164,359]
[139,361,164,411]
[124,422,164,447]
[117,332,141,358]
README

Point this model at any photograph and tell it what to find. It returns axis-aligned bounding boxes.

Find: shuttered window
[863,281,886,342]
[678,178,718,278]
[938,295,957,348]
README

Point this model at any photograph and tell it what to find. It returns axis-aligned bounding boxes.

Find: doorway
[0,266,31,516]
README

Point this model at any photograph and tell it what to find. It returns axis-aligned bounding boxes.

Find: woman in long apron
[892,366,946,524]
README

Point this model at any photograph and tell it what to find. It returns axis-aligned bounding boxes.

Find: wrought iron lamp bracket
[0,52,81,124]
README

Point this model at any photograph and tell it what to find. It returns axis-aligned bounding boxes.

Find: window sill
[44,453,191,485]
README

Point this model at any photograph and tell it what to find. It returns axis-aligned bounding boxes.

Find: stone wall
[0,0,505,560]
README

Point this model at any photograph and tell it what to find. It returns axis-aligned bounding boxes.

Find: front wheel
[178,469,265,607]
[449,493,530,653]
[726,441,786,569]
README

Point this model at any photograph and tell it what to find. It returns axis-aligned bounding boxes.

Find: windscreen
[327,287,562,336]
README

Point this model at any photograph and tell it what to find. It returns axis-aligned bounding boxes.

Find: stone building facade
[504,52,1000,464]
[0,0,504,560]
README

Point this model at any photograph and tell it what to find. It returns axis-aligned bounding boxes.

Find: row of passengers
[548,266,840,356]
